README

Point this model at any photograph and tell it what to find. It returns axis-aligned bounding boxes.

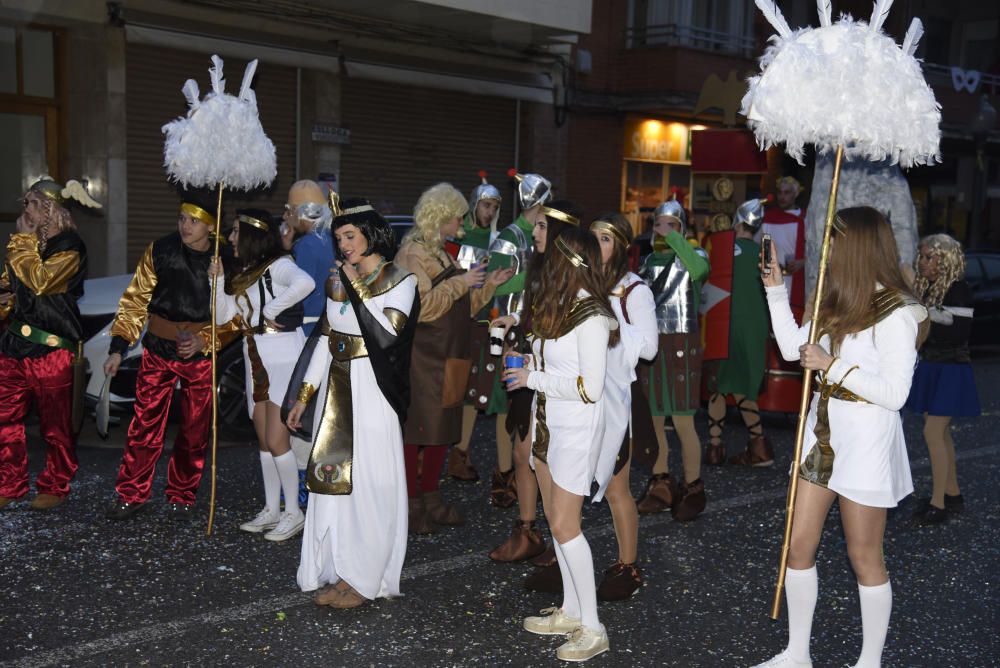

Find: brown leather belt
[147,314,207,341]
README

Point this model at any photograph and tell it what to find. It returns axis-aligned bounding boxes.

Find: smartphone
[762,233,772,276]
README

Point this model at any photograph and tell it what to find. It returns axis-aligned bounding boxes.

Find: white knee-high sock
[552,540,580,619]
[854,580,892,668]
[785,566,818,664]
[259,451,280,514]
[558,534,600,631]
[273,451,301,515]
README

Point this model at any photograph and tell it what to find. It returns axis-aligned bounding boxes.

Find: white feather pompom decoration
[162,55,277,190]
[741,1,940,168]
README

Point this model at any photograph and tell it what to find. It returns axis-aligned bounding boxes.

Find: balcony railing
[923,63,1000,96]
[626,23,754,57]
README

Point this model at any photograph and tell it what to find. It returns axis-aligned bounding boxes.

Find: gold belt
[815,378,869,403]
[328,330,368,361]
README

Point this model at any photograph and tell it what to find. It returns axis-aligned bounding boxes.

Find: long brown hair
[818,206,914,351]
[588,213,633,295]
[521,199,579,333]
[531,227,619,347]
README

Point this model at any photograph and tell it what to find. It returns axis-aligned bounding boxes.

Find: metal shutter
[125,42,296,267]
[340,77,517,218]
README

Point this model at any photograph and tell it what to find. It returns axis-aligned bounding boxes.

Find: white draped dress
[212,255,315,414]
[602,272,659,478]
[296,274,416,599]
[527,290,619,499]
[766,283,926,507]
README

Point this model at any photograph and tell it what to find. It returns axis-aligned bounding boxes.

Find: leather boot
[728,435,774,467]
[524,563,563,593]
[672,478,706,522]
[422,490,465,526]
[489,468,517,508]
[596,561,643,601]
[30,493,67,510]
[447,447,479,482]
[530,543,557,567]
[705,441,726,466]
[636,473,676,515]
[408,496,436,535]
[489,520,546,562]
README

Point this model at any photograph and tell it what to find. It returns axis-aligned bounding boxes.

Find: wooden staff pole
[206,182,224,536]
[770,144,844,619]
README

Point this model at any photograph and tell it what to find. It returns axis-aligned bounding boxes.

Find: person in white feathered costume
[742,3,938,668]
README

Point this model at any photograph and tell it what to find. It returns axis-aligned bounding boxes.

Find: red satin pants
[114,350,212,505]
[0,349,77,499]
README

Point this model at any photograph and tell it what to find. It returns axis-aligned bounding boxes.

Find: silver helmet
[734,198,766,233]
[654,198,687,234]
[468,172,502,238]
[512,171,552,210]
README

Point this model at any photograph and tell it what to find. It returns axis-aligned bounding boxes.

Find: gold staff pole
[206,181,224,536]
[770,144,844,619]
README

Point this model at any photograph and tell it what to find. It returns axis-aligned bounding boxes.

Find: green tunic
[641,232,710,417]
[707,237,768,397]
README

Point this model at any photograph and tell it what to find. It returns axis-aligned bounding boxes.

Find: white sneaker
[523,607,581,636]
[556,624,610,662]
[239,507,279,533]
[750,649,813,668]
[264,511,305,542]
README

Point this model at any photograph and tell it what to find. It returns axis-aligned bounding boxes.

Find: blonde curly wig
[407,182,468,250]
[913,233,965,308]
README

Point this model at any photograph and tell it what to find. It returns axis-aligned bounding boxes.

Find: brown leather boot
[705,441,726,466]
[672,478,706,522]
[636,474,676,515]
[728,435,774,467]
[29,493,67,510]
[408,496,436,534]
[489,468,517,508]
[596,561,642,601]
[530,543,557,567]
[488,520,546,562]
[447,447,479,482]
[524,563,563,593]
[422,490,465,526]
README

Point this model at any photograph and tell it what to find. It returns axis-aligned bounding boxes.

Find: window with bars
[626,0,754,56]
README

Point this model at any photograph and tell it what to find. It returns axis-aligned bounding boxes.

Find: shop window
[0,23,62,221]
[626,0,753,56]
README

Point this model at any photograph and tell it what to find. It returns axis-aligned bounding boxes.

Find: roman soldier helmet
[734,198,766,233]
[654,196,687,234]
[509,169,552,210]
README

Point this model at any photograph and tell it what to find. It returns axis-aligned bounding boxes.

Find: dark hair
[819,206,916,352]
[179,187,224,223]
[588,212,633,294]
[531,226,619,348]
[522,199,581,330]
[233,207,286,271]
[333,197,396,261]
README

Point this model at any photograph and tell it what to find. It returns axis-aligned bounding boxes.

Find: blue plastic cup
[504,354,524,386]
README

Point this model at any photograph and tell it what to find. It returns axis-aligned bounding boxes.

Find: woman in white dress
[588,214,658,601]
[287,200,418,609]
[503,224,619,662]
[209,209,315,542]
[751,207,927,668]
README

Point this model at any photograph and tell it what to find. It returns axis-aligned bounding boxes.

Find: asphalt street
[1,359,998,667]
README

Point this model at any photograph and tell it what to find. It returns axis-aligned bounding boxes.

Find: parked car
[79,274,252,438]
[384,215,414,255]
[965,251,1000,347]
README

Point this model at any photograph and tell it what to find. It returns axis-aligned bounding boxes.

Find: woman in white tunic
[751,207,927,668]
[589,214,658,601]
[504,225,619,663]
[210,209,315,542]
[287,200,418,609]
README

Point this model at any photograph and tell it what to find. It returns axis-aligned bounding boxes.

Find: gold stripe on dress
[328,330,368,361]
[306,358,354,495]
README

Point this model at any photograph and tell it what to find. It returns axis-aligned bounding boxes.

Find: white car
[79,274,251,437]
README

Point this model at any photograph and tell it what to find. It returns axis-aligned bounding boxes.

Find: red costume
[0,183,88,505]
[108,201,233,512]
